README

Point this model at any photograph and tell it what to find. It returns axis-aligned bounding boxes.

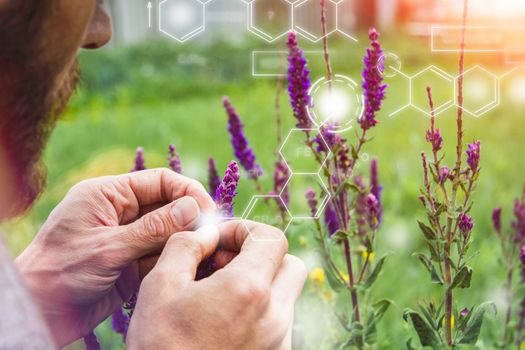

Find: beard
[0,1,81,216]
[0,60,80,216]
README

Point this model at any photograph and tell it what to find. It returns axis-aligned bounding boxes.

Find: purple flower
[458,213,474,236]
[370,159,383,224]
[425,86,443,153]
[215,161,240,217]
[131,147,146,172]
[207,158,221,197]
[223,97,262,179]
[492,207,502,235]
[272,158,290,216]
[111,307,129,338]
[168,144,182,174]
[83,331,101,350]
[287,31,312,130]
[513,197,525,243]
[314,125,352,175]
[521,244,525,274]
[365,194,380,230]
[459,308,470,318]
[359,28,387,131]
[324,200,340,236]
[306,188,318,217]
[355,177,368,237]
[466,141,481,173]
[439,167,450,184]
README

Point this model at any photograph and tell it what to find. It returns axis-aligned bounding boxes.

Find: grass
[2,34,525,349]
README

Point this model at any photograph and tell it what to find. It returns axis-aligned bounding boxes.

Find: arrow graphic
[147,1,152,28]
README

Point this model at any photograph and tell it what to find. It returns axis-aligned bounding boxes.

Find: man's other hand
[15,168,215,347]
[127,220,307,350]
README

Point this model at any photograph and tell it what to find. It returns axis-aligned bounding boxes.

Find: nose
[82,2,112,49]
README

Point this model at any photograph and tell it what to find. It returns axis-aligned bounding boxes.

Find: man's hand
[15,168,215,347]
[127,220,307,350]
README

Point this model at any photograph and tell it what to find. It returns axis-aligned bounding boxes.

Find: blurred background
[3,0,525,348]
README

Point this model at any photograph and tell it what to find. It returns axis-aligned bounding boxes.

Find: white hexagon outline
[409,65,456,117]
[247,0,294,43]
[279,128,331,174]
[386,67,412,117]
[454,65,499,117]
[280,172,331,220]
[159,0,206,43]
[334,0,358,42]
[241,195,291,241]
[293,0,338,43]
[498,65,525,108]
[307,74,364,132]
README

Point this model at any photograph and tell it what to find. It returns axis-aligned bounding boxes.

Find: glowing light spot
[168,2,197,29]
[509,77,525,106]
[318,88,352,123]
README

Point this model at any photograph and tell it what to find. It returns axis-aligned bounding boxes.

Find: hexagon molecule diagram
[410,66,455,117]
[293,0,337,42]
[247,0,293,43]
[242,195,292,240]
[456,66,499,117]
[279,129,331,173]
[159,0,206,43]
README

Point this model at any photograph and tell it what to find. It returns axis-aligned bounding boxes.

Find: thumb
[117,196,201,261]
[155,225,220,289]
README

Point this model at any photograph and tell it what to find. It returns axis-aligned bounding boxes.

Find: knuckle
[141,213,170,241]
[231,277,270,306]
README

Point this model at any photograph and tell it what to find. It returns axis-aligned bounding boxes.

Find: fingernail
[172,197,199,227]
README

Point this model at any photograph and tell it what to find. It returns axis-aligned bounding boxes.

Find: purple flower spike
[131,147,146,172]
[360,28,387,131]
[314,125,352,175]
[459,308,470,318]
[513,197,525,243]
[215,161,241,217]
[370,159,382,224]
[207,158,221,197]
[458,213,474,236]
[287,31,313,130]
[492,207,502,235]
[324,200,340,236]
[167,144,183,174]
[466,141,481,173]
[111,307,129,338]
[439,167,450,184]
[83,331,101,350]
[223,97,262,179]
[306,188,318,217]
[273,158,290,216]
[365,194,380,230]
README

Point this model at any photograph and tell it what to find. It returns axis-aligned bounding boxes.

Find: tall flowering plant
[287,29,390,348]
[492,182,525,347]
[404,1,495,347]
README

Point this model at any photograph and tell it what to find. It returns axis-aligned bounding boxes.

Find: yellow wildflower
[309,267,325,284]
[362,251,375,262]
[298,236,308,248]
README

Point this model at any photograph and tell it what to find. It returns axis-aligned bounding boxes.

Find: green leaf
[341,322,364,349]
[322,260,345,292]
[334,180,361,198]
[450,266,473,290]
[403,309,442,348]
[406,338,416,350]
[372,299,393,322]
[413,253,443,285]
[362,255,388,289]
[364,310,378,345]
[418,221,437,240]
[331,230,351,242]
[458,302,496,345]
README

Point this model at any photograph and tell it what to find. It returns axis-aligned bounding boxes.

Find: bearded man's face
[0,0,111,217]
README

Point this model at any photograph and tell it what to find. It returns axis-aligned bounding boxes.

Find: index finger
[122,168,215,214]
[215,220,288,284]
